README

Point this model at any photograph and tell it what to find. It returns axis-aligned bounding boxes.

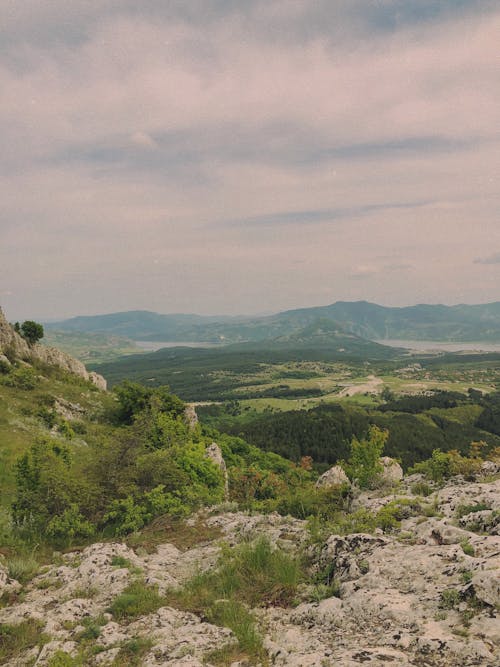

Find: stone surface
[378,456,404,485]
[0,307,106,389]
[315,464,350,489]
[1,473,499,666]
[205,441,229,500]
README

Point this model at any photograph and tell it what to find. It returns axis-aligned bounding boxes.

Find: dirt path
[337,374,383,397]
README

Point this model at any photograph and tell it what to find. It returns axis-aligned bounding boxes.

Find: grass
[111,638,154,666]
[164,537,303,664]
[6,554,39,583]
[0,619,47,663]
[108,580,165,621]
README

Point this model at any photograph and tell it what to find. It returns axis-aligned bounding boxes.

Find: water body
[135,340,222,351]
[377,339,500,353]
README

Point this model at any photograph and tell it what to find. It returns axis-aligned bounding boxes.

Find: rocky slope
[1,470,498,666]
[0,308,106,390]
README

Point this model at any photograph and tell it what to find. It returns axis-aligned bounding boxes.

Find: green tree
[20,320,44,345]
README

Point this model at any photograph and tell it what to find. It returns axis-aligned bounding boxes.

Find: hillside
[1,467,499,666]
[48,300,500,343]
[1,310,499,666]
[92,330,399,401]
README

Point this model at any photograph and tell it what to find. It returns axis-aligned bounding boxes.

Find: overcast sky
[1,1,499,320]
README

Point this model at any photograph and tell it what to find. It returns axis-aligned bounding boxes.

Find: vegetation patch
[164,538,303,663]
[0,619,47,663]
[108,580,165,621]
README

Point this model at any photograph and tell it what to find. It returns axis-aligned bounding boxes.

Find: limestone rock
[472,569,500,607]
[0,307,107,389]
[378,456,403,485]
[1,478,500,666]
[315,465,350,489]
[183,404,199,430]
[205,442,229,500]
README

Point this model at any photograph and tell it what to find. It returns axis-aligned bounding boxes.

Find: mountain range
[46,300,500,344]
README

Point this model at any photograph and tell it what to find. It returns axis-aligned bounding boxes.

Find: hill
[47,300,500,343]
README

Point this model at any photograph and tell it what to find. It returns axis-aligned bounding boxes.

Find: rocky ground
[1,472,499,666]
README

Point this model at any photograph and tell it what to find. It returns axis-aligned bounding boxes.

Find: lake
[377,339,500,353]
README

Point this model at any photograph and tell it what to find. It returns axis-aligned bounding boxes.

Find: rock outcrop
[0,307,106,390]
[205,441,229,500]
[315,464,350,489]
[1,472,499,666]
[378,456,404,486]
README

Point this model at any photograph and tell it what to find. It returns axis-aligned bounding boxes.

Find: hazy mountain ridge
[47,301,500,343]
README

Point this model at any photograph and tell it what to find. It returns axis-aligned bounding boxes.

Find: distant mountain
[47,301,500,343]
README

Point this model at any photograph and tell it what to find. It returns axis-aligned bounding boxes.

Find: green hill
[48,300,500,343]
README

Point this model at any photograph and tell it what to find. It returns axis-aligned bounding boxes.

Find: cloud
[0,2,499,318]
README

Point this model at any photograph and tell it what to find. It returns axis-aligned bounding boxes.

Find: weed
[357,559,370,574]
[71,586,98,600]
[110,555,132,568]
[460,569,473,584]
[47,651,83,666]
[164,538,302,663]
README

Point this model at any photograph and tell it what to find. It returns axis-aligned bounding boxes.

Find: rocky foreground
[1,471,499,666]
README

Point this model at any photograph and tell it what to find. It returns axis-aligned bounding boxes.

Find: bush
[411,449,481,482]
[2,366,38,390]
[344,425,388,488]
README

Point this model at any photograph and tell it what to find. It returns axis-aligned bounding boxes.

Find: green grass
[6,554,40,583]
[0,619,47,662]
[108,581,165,621]
[164,538,303,664]
[112,637,154,666]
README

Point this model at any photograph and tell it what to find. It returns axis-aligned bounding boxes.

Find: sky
[1,1,499,320]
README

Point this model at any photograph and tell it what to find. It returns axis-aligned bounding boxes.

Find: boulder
[472,569,500,607]
[315,465,350,489]
[378,457,403,486]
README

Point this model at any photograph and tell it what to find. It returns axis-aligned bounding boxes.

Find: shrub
[46,504,95,545]
[344,425,388,489]
[411,449,481,482]
[2,366,38,390]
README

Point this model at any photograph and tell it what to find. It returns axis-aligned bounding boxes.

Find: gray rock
[315,465,350,489]
[472,568,500,607]
[205,442,229,500]
[378,456,404,485]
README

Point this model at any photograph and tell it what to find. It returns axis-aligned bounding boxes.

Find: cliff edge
[0,307,106,390]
